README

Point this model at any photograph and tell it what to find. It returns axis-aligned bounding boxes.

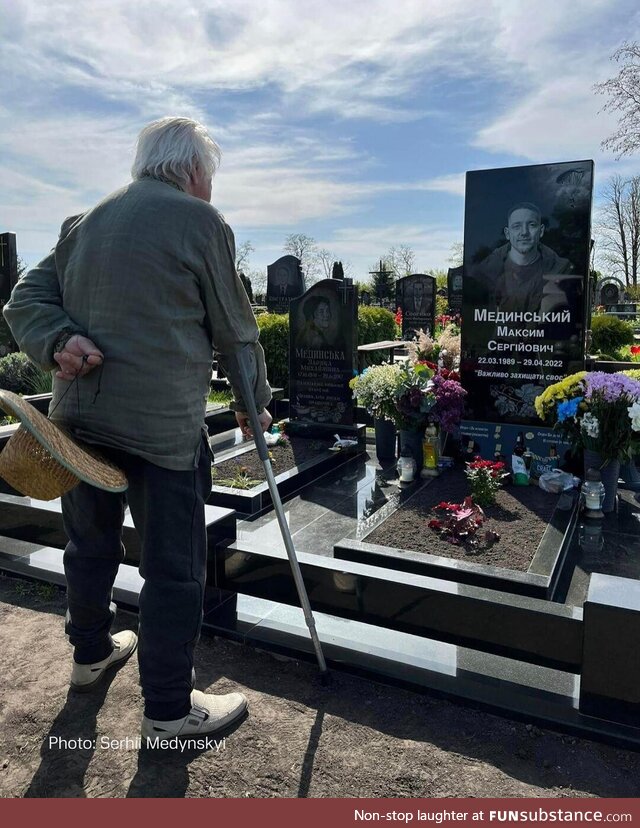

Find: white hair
[131,116,222,188]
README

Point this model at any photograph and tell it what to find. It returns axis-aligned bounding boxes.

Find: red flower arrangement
[427,496,499,546]
[464,459,508,506]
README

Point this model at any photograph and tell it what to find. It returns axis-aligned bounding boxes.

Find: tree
[386,245,415,278]
[447,243,464,267]
[331,261,344,280]
[247,267,266,298]
[283,233,320,282]
[235,240,255,274]
[238,271,254,303]
[317,248,334,279]
[368,259,395,303]
[594,41,640,158]
[595,175,640,287]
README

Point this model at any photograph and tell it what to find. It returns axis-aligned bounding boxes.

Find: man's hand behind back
[53,334,104,381]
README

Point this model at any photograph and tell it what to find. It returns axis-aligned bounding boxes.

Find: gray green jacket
[3,177,271,469]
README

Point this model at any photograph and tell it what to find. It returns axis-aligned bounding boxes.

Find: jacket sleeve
[2,216,86,370]
[198,215,272,413]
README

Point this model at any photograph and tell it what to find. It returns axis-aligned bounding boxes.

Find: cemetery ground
[1,575,639,799]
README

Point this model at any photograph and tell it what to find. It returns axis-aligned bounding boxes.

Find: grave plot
[334,469,579,599]
[207,431,365,515]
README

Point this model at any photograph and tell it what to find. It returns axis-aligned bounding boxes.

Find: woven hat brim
[0,389,127,493]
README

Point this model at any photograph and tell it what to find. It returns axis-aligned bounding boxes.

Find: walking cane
[228,345,329,683]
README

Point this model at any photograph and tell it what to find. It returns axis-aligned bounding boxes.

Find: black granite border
[333,485,580,599]
[208,428,366,514]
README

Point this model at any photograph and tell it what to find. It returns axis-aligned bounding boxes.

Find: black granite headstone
[601,282,620,307]
[447,265,463,314]
[289,279,357,426]
[0,233,18,304]
[266,255,305,314]
[397,273,436,338]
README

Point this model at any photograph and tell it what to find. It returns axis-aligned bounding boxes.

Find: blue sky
[2,0,640,285]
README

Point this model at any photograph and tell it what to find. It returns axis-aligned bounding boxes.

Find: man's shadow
[25,678,116,797]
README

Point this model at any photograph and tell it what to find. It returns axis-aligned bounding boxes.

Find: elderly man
[471,201,574,314]
[3,116,272,742]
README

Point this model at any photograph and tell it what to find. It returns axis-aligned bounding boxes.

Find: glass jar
[581,468,605,518]
[397,449,417,483]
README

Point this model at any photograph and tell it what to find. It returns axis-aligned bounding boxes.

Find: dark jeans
[62,433,212,721]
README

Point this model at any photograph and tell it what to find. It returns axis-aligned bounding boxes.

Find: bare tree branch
[595,174,640,286]
[283,233,320,282]
[594,41,640,158]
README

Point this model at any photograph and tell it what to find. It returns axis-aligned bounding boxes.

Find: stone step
[0,492,236,566]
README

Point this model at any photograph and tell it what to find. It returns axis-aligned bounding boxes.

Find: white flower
[581,412,600,439]
[629,401,640,432]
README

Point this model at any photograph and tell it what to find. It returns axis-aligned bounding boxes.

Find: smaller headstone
[0,232,18,304]
[266,255,305,314]
[289,279,357,426]
[360,290,371,306]
[397,273,436,338]
[447,266,463,314]
[596,278,624,308]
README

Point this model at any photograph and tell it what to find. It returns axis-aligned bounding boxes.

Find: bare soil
[366,470,560,571]
[1,576,639,799]
[212,435,328,488]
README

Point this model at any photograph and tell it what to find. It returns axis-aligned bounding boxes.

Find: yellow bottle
[421,425,439,477]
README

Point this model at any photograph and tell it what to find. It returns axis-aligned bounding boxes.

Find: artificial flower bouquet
[465,458,508,506]
[534,371,640,462]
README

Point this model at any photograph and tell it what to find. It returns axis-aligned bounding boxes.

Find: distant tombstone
[266,255,305,314]
[289,279,357,426]
[396,273,436,338]
[360,290,371,306]
[447,265,464,314]
[596,278,625,308]
[0,232,18,304]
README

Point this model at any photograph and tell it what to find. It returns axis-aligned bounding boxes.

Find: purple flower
[584,372,640,402]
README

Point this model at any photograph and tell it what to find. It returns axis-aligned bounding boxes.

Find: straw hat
[0,389,127,500]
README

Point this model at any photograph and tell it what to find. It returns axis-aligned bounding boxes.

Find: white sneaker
[70,630,138,692]
[141,688,248,740]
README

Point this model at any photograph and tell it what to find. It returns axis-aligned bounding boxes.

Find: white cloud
[471,0,640,172]
[328,223,460,275]
[423,173,466,197]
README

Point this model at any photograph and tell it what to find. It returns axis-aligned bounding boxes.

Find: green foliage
[357,307,398,366]
[257,312,290,393]
[370,262,395,301]
[436,294,448,317]
[211,464,261,490]
[590,314,635,357]
[0,351,52,395]
[357,306,397,344]
[465,460,508,507]
[207,389,233,406]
